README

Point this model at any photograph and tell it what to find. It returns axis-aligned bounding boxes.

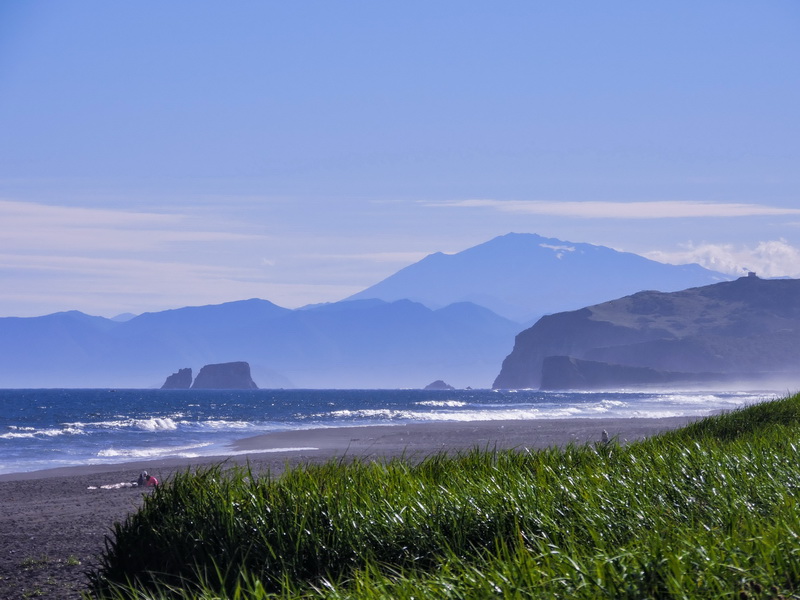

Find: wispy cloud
[646,239,800,278]
[0,252,358,316]
[0,253,255,279]
[0,198,179,226]
[0,199,263,253]
[0,199,279,316]
[302,251,430,264]
[428,199,800,219]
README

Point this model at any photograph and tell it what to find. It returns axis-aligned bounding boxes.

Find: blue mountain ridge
[0,233,733,389]
[0,299,520,389]
[347,233,730,322]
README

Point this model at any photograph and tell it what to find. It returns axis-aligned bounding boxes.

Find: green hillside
[92,393,800,599]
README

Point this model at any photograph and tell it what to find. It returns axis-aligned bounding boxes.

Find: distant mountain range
[0,232,738,389]
[0,299,519,389]
[348,233,730,323]
[493,275,800,390]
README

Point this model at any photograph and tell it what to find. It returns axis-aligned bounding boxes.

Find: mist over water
[0,388,778,475]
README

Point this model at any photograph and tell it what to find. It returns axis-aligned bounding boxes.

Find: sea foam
[135,417,179,431]
[96,442,212,460]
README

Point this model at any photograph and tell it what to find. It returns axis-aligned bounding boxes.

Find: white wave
[135,417,178,431]
[63,417,256,433]
[416,400,467,408]
[654,392,774,405]
[326,409,419,419]
[64,419,149,430]
[65,415,178,431]
[0,426,85,439]
[186,420,254,430]
[324,408,551,421]
[320,400,731,422]
[600,400,626,407]
[576,400,628,415]
[0,431,39,439]
[96,442,212,459]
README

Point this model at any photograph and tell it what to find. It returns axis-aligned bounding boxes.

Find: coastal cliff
[539,356,721,390]
[494,276,800,390]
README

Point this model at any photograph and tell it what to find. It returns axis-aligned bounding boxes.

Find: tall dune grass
[90,393,800,599]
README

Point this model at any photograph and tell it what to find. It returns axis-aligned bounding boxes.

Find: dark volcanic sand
[0,417,695,599]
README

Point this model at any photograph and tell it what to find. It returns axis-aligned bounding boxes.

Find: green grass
[89,393,800,599]
[20,555,51,569]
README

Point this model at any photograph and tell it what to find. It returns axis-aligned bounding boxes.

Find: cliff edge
[494,276,800,390]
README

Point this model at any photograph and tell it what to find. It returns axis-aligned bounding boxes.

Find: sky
[1,1,799,318]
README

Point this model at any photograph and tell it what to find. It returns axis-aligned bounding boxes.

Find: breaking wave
[135,417,178,431]
[95,442,212,460]
[415,400,467,408]
[0,387,778,476]
[0,425,85,439]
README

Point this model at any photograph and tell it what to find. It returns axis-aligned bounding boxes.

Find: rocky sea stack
[160,368,193,389]
[424,380,455,390]
[191,361,259,389]
[161,362,258,390]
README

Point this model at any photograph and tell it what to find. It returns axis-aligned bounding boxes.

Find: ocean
[0,388,777,476]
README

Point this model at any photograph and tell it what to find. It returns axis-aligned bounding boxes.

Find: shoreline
[0,416,697,599]
[0,415,697,482]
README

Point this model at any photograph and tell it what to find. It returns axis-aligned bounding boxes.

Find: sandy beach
[0,416,695,599]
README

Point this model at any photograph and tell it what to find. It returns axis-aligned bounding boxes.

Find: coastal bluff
[160,362,258,389]
[539,356,721,391]
[494,275,800,390]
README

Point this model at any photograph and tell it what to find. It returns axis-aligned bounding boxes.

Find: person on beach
[136,471,158,487]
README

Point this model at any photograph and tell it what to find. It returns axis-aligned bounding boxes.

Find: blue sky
[1,1,799,317]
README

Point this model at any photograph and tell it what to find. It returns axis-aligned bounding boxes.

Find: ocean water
[0,388,777,475]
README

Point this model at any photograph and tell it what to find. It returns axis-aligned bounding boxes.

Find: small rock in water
[424,380,455,390]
